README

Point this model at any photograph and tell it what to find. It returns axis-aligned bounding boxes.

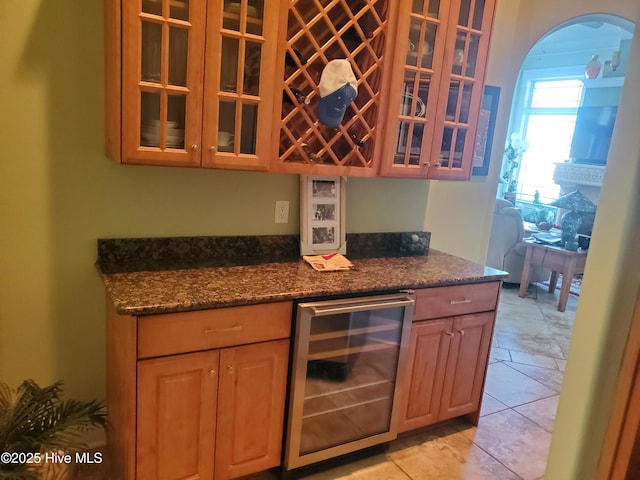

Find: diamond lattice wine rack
[273,0,394,176]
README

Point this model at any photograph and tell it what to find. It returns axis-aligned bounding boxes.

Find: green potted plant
[0,380,107,480]
[501,133,530,204]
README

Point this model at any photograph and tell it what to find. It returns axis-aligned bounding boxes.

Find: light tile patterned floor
[76,284,577,480]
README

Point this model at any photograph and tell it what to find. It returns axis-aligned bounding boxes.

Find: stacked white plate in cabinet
[141,120,184,148]
[225,2,258,17]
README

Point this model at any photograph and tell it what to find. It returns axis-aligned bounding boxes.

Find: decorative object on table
[500,132,529,202]
[472,85,500,176]
[585,54,602,79]
[578,234,591,251]
[0,379,107,480]
[300,175,346,256]
[550,190,597,248]
[523,191,555,225]
[536,221,552,231]
[564,239,580,251]
[532,232,562,246]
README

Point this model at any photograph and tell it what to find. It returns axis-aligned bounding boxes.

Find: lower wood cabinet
[398,282,499,433]
[107,301,292,480]
[107,283,500,478]
[136,340,288,480]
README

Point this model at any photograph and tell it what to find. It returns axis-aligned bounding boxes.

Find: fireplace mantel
[553,162,606,204]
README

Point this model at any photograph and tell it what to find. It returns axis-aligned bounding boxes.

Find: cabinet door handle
[444,331,454,337]
[208,369,216,376]
[204,325,243,334]
[191,144,198,151]
[226,365,234,374]
[457,329,465,336]
[209,146,217,152]
[450,298,472,305]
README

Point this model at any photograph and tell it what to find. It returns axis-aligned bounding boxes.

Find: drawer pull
[450,298,472,305]
[204,325,243,334]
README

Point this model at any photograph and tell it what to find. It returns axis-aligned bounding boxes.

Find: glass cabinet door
[393,0,444,170]
[380,0,450,177]
[430,0,495,179]
[122,0,206,166]
[202,0,277,170]
[381,0,495,179]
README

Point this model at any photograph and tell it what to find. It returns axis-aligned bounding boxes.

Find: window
[512,77,584,203]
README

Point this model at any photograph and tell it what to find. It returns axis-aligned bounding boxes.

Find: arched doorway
[499,14,634,209]
[485,12,635,476]
[488,14,634,285]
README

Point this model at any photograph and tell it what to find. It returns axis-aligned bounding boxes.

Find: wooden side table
[518,241,588,312]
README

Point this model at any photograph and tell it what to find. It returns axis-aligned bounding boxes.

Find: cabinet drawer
[414,282,500,320]
[137,302,292,358]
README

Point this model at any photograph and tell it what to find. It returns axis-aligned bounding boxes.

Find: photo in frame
[300,175,346,256]
[472,85,500,176]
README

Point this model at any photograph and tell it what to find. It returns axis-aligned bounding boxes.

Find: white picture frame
[300,175,346,256]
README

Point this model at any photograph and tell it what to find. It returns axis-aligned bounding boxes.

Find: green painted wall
[0,1,427,399]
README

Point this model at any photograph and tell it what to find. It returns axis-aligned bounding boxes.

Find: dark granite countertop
[100,248,507,316]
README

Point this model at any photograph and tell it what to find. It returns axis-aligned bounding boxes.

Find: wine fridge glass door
[285,294,414,471]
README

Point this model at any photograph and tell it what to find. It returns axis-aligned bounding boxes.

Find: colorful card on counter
[303,253,355,271]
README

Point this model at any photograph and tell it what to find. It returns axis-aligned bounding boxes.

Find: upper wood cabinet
[105,0,280,170]
[380,0,496,179]
[105,0,496,180]
[269,0,398,177]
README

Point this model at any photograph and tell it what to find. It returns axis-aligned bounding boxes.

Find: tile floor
[75,283,577,480]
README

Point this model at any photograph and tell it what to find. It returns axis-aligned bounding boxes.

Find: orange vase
[585,55,601,79]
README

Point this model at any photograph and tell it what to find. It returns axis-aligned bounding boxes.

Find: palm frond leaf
[0,380,106,478]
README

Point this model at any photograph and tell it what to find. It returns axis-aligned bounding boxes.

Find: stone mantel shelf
[553,162,606,187]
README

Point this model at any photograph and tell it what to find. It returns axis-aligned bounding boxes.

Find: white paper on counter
[302,253,355,271]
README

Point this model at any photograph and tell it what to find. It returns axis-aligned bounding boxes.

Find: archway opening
[499,14,634,213]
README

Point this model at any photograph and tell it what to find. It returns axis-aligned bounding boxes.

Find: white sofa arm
[513,242,528,256]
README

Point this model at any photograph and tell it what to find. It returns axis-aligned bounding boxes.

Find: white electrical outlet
[275,200,289,224]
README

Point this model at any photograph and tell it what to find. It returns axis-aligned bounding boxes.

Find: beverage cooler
[284,293,415,472]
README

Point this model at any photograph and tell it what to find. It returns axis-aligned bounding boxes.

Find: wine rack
[273,0,395,176]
